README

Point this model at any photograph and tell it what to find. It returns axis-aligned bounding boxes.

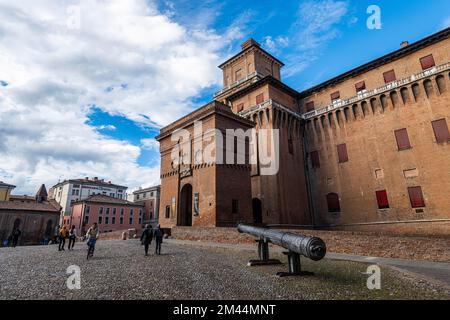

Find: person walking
[68,225,77,250]
[154,225,164,255]
[58,225,68,251]
[86,223,100,258]
[11,228,21,247]
[140,224,153,256]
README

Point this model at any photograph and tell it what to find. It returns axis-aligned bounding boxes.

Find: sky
[0,0,449,195]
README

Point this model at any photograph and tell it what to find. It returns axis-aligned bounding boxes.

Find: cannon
[237,224,326,277]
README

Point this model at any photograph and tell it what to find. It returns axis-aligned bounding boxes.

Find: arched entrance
[252,198,263,224]
[178,184,193,226]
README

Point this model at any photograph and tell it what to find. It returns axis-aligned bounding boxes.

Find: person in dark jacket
[68,225,77,250]
[11,228,21,247]
[140,224,153,256]
[154,225,164,255]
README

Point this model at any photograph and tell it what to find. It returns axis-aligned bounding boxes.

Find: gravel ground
[0,239,449,300]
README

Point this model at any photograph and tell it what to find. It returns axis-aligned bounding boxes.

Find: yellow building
[0,181,16,201]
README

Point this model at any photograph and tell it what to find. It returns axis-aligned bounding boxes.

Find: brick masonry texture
[157,29,450,235]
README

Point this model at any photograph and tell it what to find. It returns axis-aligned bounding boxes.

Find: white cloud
[0,0,242,194]
[140,138,160,151]
[443,16,450,28]
[263,36,289,53]
[264,0,349,78]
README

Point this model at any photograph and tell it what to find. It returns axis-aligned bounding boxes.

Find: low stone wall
[100,229,138,241]
[170,226,450,262]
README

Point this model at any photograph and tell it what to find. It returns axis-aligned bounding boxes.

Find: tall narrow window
[256,93,264,104]
[165,205,170,219]
[337,143,349,163]
[306,101,315,112]
[98,216,102,224]
[420,54,435,70]
[331,91,340,102]
[232,199,239,214]
[408,186,425,208]
[431,119,450,143]
[326,193,341,213]
[375,190,390,209]
[394,128,412,150]
[355,81,366,93]
[288,138,294,154]
[310,151,320,169]
[383,70,396,83]
[236,103,244,113]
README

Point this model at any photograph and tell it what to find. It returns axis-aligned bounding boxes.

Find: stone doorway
[252,198,263,224]
[178,184,193,226]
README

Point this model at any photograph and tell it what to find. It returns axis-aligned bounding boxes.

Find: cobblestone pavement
[1,240,449,300]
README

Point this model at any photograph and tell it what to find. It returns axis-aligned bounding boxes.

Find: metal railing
[303,62,450,119]
[213,71,263,97]
[238,99,303,120]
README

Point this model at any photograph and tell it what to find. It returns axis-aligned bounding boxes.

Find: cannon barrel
[237,224,326,261]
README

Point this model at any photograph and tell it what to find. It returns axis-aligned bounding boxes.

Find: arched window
[326,193,341,213]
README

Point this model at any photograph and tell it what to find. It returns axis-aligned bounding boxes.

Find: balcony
[303,62,450,120]
[213,71,264,97]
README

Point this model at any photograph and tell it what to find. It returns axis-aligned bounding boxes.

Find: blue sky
[92,0,450,167]
[1,0,449,193]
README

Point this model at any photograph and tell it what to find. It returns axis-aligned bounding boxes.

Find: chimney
[94,177,98,181]
[85,177,89,180]
[241,38,260,51]
[400,41,409,48]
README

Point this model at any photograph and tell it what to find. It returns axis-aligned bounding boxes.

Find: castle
[156,28,450,236]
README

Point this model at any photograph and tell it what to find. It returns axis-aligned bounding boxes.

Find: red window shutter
[408,186,425,208]
[394,128,411,150]
[431,119,450,143]
[326,193,340,213]
[306,101,315,112]
[256,93,264,104]
[331,91,340,101]
[355,81,366,92]
[310,151,320,169]
[420,54,435,70]
[236,103,244,113]
[375,190,389,209]
[337,143,348,163]
[383,70,396,83]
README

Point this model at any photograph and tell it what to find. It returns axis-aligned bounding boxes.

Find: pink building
[71,195,144,235]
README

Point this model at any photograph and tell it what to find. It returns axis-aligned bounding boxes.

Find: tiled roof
[72,195,143,207]
[36,184,48,198]
[51,178,127,189]
[0,181,16,189]
[0,199,61,212]
[132,185,161,194]
[9,195,36,202]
